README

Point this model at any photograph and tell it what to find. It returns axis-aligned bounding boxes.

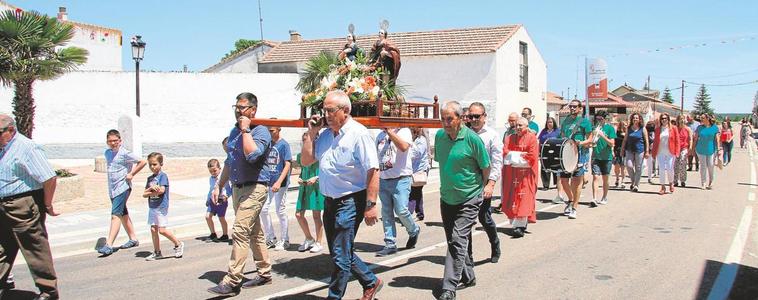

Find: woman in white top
[651,113,680,195]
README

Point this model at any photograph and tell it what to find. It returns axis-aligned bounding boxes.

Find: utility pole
[258,0,264,40]
[680,80,685,115]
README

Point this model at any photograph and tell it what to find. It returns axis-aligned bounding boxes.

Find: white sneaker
[568,209,577,219]
[309,242,323,253]
[590,199,599,208]
[274,240,288,251]
[173,242,185,258]
[298,239,315,252]
[563,204,572,215]
[552,195,565,204]
[145,251,163,261]
[599,197,608,205]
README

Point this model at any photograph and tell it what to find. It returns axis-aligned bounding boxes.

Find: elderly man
[503,112,519,140]
[559,99,594,219]
[502,117,539,238]
[465,102,502,262]
[436,101,491,300]
[375,125,421,257]
[301,91,383,300]
[0,114,60,300]
[208,92,274,296]
[521,107,539,134]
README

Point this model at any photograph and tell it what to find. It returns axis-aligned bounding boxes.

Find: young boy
[143,152,185,261]
[206,158,231,241]
[98,129,146,256]
[261,126,292,251]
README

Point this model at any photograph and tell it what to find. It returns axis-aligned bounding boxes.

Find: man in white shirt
[466,102,503,263]
[375,127,421,257]
[301,91,383,300]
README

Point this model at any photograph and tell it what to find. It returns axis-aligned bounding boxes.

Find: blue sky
[13,0,758,113]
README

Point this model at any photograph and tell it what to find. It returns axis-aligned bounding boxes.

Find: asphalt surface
[6,141,758,300]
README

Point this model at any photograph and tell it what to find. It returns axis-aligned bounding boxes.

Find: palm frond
[295,50,339,94]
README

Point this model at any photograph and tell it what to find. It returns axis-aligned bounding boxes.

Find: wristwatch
[366,200,377,209]
[242,127,252,133]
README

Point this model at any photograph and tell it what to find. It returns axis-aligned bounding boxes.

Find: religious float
[253,21,442,128]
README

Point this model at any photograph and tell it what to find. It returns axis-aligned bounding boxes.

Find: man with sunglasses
[559,100,595,219]
[301,91,383,300]
[208,92,274,296]
[522,107,540,134]
[0,114,60,300]
[465,102,502,262]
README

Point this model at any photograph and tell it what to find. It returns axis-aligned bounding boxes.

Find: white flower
[371,85,380,96]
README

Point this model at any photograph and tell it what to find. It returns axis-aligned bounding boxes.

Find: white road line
[706,206,753,300]
[749,193,755,202]
[254,203,560,300]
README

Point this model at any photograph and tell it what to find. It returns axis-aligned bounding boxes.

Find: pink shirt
[677,127,690,150]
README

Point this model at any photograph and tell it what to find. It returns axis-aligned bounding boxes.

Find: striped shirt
[0,133,56,198]
[105,146,141,198]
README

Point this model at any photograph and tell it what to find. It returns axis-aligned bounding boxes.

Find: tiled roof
[204,40,279,72]
[546,91,566,105]
[260,24,521,63]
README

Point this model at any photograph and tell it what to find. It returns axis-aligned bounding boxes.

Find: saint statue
[368,20,401,83]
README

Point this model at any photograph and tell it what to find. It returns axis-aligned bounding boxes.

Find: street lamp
[131,35,146,117]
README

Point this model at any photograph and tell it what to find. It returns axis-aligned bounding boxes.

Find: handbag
[411,170,428,187]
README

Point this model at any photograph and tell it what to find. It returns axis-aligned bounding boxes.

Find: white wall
[68,26,122,71]
[0,72,303,146]
[495,27,548,130]
[206,45,274,73]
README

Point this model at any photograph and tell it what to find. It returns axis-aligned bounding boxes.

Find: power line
[606,34,758,58]
[652,68,758,80]
[684,79,758,87]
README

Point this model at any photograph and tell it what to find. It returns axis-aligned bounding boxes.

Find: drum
[540,137,579,173]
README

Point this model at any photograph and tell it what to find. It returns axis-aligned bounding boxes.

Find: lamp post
[131,35,146,117]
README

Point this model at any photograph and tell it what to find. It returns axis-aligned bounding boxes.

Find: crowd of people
[0,92,752,300]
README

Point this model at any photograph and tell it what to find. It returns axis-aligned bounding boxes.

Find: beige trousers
[222,183,271,285]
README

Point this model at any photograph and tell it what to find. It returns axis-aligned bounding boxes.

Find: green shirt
[593,123,617,161]
[528,121,539,134]
[434,126,491,205]
[561,115,593,142]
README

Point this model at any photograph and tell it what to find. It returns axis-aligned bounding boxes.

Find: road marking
[255,203,560,300]
[706,206,753,300]
[749,193,755,202]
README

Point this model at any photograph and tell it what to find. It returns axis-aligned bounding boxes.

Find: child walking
[295,133,325,253]
[206,158,231,241]
[143,152,185,261]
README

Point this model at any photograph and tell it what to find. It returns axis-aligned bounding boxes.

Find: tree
[0,10,88,138]
[692,84,714,116]
[222,39,261,60]
[662,86,674,104]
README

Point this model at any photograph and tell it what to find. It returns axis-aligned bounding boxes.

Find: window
[519,42,528,92]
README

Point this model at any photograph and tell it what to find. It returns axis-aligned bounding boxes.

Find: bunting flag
[607,35,758,58]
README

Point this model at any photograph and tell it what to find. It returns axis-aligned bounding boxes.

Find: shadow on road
[695,259,758,300]
[536,211,563,221]
[388,275,439,290]
[0,289,37,300]
[355,242,385,253]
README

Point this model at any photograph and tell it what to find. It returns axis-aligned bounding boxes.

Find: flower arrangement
[297,50,404,113]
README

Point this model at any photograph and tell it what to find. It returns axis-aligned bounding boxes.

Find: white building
[206,25,548,129]
[1,2,122,71]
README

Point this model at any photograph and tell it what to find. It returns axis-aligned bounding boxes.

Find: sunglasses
[466,114,484,120]
[568,105,579,109]
[323,106,344,114]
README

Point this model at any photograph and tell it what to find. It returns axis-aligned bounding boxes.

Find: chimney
[288,30,302,41]
[57,7,67,21]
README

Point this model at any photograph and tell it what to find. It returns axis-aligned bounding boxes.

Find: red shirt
[677,127,690,150]
[721,129,733,142]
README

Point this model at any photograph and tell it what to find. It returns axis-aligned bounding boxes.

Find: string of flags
[607,35,758,58]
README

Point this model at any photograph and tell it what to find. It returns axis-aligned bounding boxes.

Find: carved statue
[368,20,401,83]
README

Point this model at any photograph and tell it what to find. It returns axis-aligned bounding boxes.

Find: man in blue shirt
[208,93,274,296]
[0,114,60,300]
[301,91,384,300]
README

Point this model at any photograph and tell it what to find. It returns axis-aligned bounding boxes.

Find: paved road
[6,141,758,299]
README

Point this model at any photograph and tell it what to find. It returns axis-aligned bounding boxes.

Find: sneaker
[375,246,398,257]
[632,186,639,192]
[174,242,185,258]
[145,251,163,261]
[217,234,229,242]
[552,195,565,204]
[599,197,608,205]
[406,227,421,249]
[266,238,277,249]
[568,209,577,219]
[207,233,218,241]
[590,199,598,208]
[274,240,288,251]
[298,239,315,252]
[563,204,572,215]
[361,278,383,300]
[97,245,114,256]
[309,242,323,253]
[121,239,139,249]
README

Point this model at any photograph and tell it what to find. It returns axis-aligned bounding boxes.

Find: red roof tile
[260,24,521,63]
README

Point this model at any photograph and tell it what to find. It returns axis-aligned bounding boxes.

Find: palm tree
[0,10,88,138]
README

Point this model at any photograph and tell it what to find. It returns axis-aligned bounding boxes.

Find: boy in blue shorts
[206,158,231,242]
[98,129,146,256]
[143,152,184,261]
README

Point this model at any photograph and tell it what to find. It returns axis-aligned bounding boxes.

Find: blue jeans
[323,190,378,299]
[379,176,419,248]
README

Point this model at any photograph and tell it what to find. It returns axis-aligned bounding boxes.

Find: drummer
[559,100,595,219]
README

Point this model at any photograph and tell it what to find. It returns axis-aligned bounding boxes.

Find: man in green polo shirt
[434,101,490,300]
[522,107,539,134]
[590,110,616,207]
[559,99,594,219]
